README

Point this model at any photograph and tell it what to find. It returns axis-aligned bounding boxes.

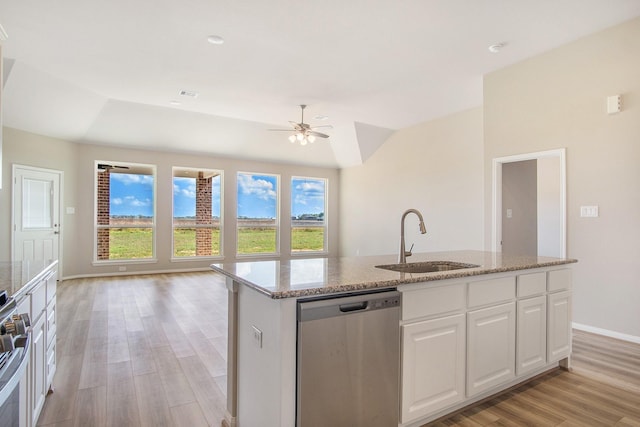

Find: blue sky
[109,173,154,216]
[109,172,325,219]
[173,176,221,217]
[291,177,325,217]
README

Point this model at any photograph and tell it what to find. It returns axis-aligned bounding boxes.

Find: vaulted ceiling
[2,1,640,168]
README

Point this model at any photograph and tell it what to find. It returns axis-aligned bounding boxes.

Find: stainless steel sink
[375,261,479,274]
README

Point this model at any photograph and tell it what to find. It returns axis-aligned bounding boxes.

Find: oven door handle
[0,332,31,405]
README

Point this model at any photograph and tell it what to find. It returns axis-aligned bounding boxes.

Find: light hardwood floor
[37,272,640,426]
[38,272,229,427]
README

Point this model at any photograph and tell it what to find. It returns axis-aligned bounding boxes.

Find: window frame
[171,166,224,261]
[93,161,157,264]
[236,171,280,257]
[290,176,328,255]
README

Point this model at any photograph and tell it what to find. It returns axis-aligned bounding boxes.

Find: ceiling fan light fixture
[268,105,331,146]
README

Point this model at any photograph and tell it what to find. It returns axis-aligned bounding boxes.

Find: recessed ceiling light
[169,100,182,106]
[207,35,225,45]
[314,115,329,121]
[488,42,506,53]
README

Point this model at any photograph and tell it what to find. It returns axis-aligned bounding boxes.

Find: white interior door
[12,165,62,263]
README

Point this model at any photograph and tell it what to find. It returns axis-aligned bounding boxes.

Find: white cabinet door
[548,291,571,362]
[17,295,31,427]
[31,313,46,426]
[467,302,516,397]
[516,296,547,375]
[401,314,465,423]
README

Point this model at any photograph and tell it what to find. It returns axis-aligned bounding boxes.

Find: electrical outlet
[252,325,263,348]
[580,206,599,218]
[118,266,127,272]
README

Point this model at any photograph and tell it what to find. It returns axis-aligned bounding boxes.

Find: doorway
[492,149,566,258]
[12,165,63,268]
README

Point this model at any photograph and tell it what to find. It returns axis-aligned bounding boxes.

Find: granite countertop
[0,259,58,299]
[211,250,577,299]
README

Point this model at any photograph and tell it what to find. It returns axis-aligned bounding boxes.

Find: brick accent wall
[97,170,110,260]
[196,172,213,256]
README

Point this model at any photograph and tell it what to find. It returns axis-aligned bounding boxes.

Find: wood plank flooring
[37,272,228,427]
[424,332,640,426]
[37,272,640,426]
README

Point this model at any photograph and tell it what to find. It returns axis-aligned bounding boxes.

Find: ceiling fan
[268,105,332,145]
[97,163,130,172]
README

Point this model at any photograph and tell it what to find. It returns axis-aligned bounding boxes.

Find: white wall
[0,127,340,278]
[339,108,484,257]
[0,128,79,276]
[484,17,640,339]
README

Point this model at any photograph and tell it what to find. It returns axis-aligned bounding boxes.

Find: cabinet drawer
[46,300,57,348]
[46,276,57,304]
[468,277,515,308]
[31,281,47,320]
[402,283,465,321]
[547,269,572,292]
[46,340,57,389]
[517,272,546,298]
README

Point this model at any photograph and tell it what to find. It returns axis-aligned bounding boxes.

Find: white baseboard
[60,266,214,281]
[572,322,640,344]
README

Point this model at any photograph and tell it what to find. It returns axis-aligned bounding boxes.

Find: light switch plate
[252,325,263,348]
[580,206,599,217]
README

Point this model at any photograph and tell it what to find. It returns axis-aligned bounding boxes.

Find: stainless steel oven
[0,291,30,427]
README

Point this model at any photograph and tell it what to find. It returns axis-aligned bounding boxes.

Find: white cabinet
[398,267,573,425]
[30,313,46,426]
[547,290,571,362]
[45,277,57,392]
[466,302,516,397]
[16,265,58,427]
[516,296,546,375]
[400,314,465,423]
[17,295,31,427]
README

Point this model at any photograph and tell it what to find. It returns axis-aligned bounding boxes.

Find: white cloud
[238,174,277,200]
[111,173,153,186]
[173,178,196,198]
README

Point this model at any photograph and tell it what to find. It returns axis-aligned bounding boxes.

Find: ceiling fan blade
[267,129,295,131]
[310,125,333,130]
[308,131,330,138]
[97,163,130,170]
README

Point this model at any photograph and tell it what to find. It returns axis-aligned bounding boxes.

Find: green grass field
[107,227,323,259]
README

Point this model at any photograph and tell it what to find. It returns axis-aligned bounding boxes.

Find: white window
[172,167,223,258]
[291,176,327,253]
[236,172,279,255]
[95,162,156,261]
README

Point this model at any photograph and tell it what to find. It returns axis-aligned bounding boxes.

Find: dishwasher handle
[339,301,368,312]
[298,291,400,322]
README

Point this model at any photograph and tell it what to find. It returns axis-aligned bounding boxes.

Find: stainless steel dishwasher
[296,290,400,427]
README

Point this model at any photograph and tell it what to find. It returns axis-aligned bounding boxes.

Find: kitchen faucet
[399,209,427,263]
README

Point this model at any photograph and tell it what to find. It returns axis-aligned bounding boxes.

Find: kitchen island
[211,250,577,427]
[0,259,58,426]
